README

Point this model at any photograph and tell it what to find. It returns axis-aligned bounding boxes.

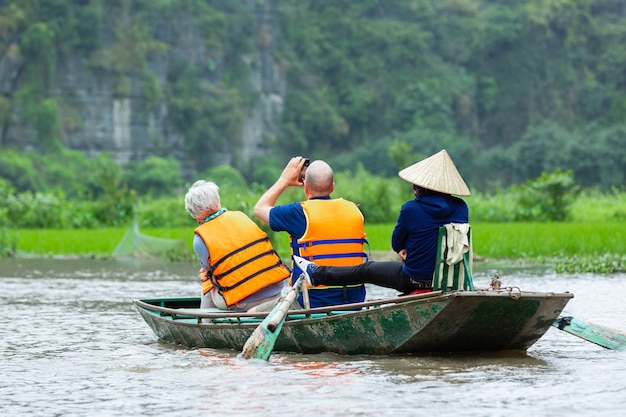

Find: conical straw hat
[398,149,471,196]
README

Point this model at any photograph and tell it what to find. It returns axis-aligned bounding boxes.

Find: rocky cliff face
[0,0,285,176]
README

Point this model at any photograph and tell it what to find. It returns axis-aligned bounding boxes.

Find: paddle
[552,316,626,350]
[240,275,306,360]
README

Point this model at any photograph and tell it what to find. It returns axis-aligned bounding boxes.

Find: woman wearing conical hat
[293,150,470,295]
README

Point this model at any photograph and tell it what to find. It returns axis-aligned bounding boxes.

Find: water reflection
[366,351,548,379]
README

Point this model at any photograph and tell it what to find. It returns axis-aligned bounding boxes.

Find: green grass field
[9,221,625,259]
[365,222,626,273]
[4,187,625,272]
[10,228,127,257]
[473,222,626,258]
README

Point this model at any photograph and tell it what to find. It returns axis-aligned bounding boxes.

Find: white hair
[184,180,221,220]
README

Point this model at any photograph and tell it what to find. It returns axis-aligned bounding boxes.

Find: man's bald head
[304,160,334,196]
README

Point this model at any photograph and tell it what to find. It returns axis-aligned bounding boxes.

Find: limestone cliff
[0,0,285,177]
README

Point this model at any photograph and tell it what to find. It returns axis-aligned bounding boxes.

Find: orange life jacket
[195,210,290,306]
[291,199,368,290]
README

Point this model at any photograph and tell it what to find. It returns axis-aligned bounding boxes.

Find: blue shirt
[392,195,469,280]
[269,197,366,307]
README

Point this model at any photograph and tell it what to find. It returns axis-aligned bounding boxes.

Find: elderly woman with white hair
[184,180,289,310]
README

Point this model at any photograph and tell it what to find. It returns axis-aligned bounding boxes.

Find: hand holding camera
[299,158,310,183]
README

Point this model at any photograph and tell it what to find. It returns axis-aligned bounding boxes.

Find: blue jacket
[392,195,468,280]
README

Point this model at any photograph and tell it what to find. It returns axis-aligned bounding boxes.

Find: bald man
[253,157,368,310]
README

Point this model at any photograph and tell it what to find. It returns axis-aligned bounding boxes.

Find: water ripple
[1,259,625,417]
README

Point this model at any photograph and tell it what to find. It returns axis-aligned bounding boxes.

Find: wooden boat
[134,288,574,355]
[135,224,586,355]
[135,225,626,355]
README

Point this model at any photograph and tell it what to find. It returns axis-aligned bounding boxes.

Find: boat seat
[432,223,475,292]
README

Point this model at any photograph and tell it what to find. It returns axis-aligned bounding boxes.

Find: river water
[1,258,625,417]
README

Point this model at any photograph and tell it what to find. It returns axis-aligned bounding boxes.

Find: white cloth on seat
[444,223,470,265]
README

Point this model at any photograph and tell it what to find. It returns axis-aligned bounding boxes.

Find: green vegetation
[472,223,625,259]
[9,220,625,273]
[275,1,626,192]
[0,150,589,227]
[3,171,623,271]
[11,228,126,258]
[1,1,625,273]
[2,1,626,189]
[1,152,623,273]
[368,222,626,274]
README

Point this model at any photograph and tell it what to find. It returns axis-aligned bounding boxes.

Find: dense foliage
[1,0,626,192]
[274,0,626,191]
[0,152,606,231]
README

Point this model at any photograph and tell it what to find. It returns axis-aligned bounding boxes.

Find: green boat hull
[135,290,573,355]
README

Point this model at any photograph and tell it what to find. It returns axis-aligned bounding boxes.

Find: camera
[299,158,310,182]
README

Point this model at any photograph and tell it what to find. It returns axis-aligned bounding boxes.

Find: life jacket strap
[291,237,368,249]
[213,236,269,269]
[301,252,369,262]
[213,257,286,292]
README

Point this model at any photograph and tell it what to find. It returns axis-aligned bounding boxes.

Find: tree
[124,156,183,197]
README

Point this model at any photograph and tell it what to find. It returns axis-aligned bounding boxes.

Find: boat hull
[135,289,573,355]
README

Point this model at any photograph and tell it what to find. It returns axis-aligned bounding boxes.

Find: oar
[552,316,626,350]
[240,275,305,360]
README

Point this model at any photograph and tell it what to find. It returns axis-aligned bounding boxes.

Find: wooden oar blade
[240,320,279,360]
[240,276,305,360]
[553,316,626,350]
